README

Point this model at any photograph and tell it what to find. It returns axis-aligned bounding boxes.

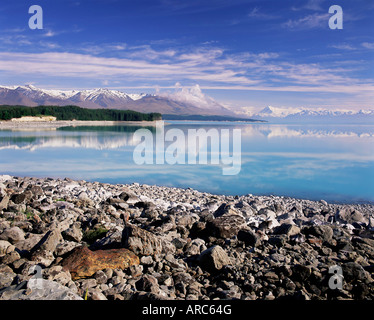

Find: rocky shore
[0,175,373,300]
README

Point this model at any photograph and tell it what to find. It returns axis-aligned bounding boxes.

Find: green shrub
[82,225,108,244]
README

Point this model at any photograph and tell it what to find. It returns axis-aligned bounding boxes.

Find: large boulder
[0,227,25,243]
[122,224,175,256]
[237,228,261,247]
[30,229,63,266]
[342,262,368,283]
[336,208,368,225]
[213,203,239,218]
[62,222,83,242]
[303,225,333,244]
[207,215,246,239]
[61,246,139,280]
[198,245,231,272]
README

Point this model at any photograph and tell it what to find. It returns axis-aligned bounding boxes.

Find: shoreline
[0,175,373,300]
[0,120,160,130]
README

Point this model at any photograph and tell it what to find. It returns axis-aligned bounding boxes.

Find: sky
[0,0,373,112]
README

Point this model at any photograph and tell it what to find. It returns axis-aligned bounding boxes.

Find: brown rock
[207,215,246,239]
[0,195,9,211]
[61,246,139,280]
[10,192,27,204]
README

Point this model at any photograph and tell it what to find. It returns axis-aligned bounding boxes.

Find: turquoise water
[0,121,373,203]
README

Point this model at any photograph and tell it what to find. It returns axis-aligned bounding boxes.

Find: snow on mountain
[253,106,374,123]
[0,85,236,116]
[2,85,371,121]
[127,93,149,101]
[256,106,302,118]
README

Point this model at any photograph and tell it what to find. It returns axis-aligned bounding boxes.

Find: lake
[0,121,373,204]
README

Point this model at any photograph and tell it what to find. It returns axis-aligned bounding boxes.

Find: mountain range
[0,85,373,123]
[0,85,234,116]
[253,106,374,123]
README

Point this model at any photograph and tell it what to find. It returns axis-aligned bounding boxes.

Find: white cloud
[158,84,223,110]
[247,7,277,20]
[0,42,371,102]
[330,43,356,50]
[362,42,374,49]
[283,13,330,29]
[0,49,260,86]
[44,30,56,37]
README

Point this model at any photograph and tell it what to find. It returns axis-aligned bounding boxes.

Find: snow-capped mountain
[0,85,235,116]
[253,106,374,123]
[255,106,302,118]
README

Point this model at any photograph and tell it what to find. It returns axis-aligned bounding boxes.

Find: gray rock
[136,274,159,294]
[62,222,83,242]
[0,227,25,243]
[44,266,72,286]
[78,278,97,290]
[303,225,333,243]
[0,279,83,300]
[273,223,300,237]
[342,262,368,283]
[171,237,187,250]
[268,235,288,247]
[86,288,108,300]
[93,270,108,284]
[123,224,175,256]
[185,238,207,256]
[90,227,123,250]
[176,214,199,229]
[1,251,20,265]
[140,255,154,266]
[55,241,80,256]
[0,240,15,257]
[0,195,9,211]
[30,229,63,266]
[118,189,139,204]
[292,264,311,282]
[337,208,368,225]
[237,228,261,247]
[0,265,16,288]
[198,245,231,272]
[128,264,143,278]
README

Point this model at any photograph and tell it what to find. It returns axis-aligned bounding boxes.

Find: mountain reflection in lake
[0,122,373,203]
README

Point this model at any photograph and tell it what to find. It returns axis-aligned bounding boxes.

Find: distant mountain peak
[0,84,236,116]
[257,106,302,117]
[253,106,374,123]
[24,84,38,89]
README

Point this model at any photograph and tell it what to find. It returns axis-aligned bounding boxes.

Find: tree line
[0,105,162,122]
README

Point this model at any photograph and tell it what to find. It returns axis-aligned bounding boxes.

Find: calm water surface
[0,121,373,203]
